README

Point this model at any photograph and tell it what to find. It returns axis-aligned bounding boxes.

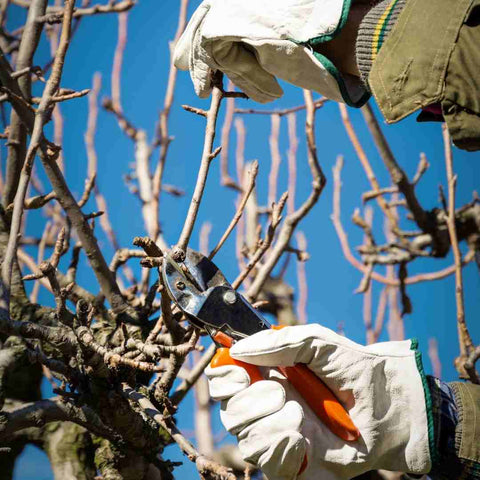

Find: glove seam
[410,338,439,466]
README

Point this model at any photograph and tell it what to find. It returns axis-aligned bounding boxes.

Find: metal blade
[162,248,270,340]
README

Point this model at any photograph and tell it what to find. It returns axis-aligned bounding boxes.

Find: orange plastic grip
[271,325,359,442]
[210,347,264,384]
[278,364,359,442]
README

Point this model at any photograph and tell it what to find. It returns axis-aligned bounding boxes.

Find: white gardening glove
[205,324,433,480]
[173,0,368,105]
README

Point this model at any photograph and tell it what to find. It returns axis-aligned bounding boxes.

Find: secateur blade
[162,248,270,343]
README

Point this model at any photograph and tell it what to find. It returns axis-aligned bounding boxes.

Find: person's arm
[312,0,372,78]
[428,376,480,479]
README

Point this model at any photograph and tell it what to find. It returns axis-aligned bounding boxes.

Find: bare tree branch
[151,0,189,241]
[2,0,48,208]
[443,125,478,383]
[361,104,430,236]
[339,103,399,233]
[0,397,122,443]
[331,155,474,286]
[295,231,308,324]
[174,74,224,260]
[268,114,281,208]
[122,384,236,480]
[219,80,241,191]
[428,338,442,379]
[287,112,298,215]
[209,161,258,260]
[246,91,326,300]
[235,97,327,116]
[2,0,75,298]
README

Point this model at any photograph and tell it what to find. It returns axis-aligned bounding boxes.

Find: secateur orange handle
[211,329,360,443]
[211,331,264,383]
[277,364,359,441]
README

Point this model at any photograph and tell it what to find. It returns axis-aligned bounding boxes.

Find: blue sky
[8,1,480,478]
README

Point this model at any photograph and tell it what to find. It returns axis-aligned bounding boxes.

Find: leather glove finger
[220,380,286,433]
[205,364,250,401]
[237,400,304,463]
[257,431,306,480]
[173,1,210,69]
[208,40,283,103]
[173,1,214,98]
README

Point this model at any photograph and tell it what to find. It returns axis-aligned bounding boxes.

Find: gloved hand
[205,324,433,479]
[173,0,368,105]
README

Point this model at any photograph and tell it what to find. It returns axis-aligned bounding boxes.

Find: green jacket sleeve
[367,0,480,151]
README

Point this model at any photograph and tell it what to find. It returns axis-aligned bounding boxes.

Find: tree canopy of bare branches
[0,1,478,480]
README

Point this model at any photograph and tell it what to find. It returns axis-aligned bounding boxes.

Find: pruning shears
[162,248,360,443]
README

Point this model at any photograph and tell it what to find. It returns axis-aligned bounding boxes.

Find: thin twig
[287,112,298,215]
[234,97,327,116]
[174,73,224,260]
[151,0,189,242]
[12,0,136,29]
[233,192,288,291]
[209,160,258,259]
[122,384,235,480]
[30,221,51,302]
[111,10,127,111]
[246,90,326,300]
[384,201,404,341]
[442,125,477,382]
[219,80,241,190]
[428,338,442,379]
[234,118,248,274]
[2,0,75,297]
[295,231,308,324]
[47,17,64,172]
[365,287,387,344]
[199,221,212,256]
[331,156,473,286]
[339,103,399,233]
[268,114,281,208]
[3,0,48,208]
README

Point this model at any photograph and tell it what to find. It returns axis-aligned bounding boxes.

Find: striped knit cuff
[356,0,407,89]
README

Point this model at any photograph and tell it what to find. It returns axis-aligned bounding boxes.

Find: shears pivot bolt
[223,291,237,305]
[175,281,186,290]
